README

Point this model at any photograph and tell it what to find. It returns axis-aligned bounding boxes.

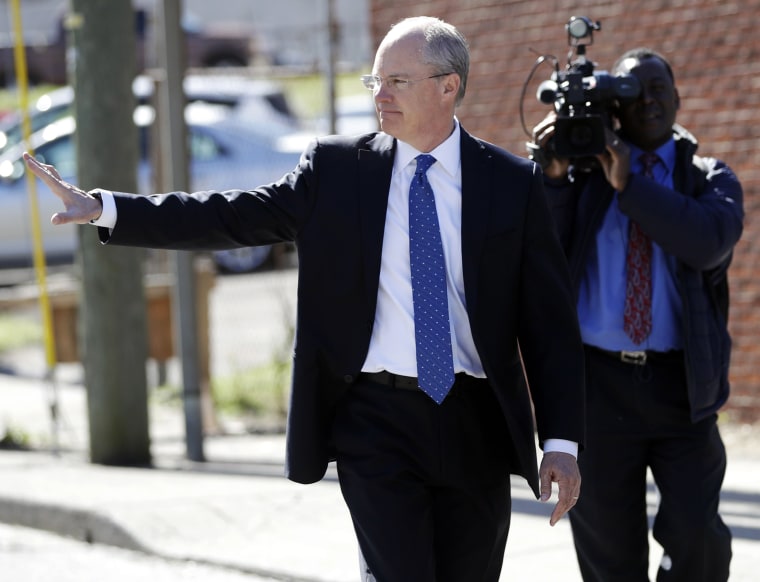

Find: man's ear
[443,74,460,99]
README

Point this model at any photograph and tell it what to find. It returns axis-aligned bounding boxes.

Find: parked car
[0,8,255,87]
[0,73,299,158]
[0,107,301,271]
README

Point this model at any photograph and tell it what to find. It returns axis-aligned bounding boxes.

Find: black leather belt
[587,346,683,366]
[360,371,420,390]
[359,371,479,391]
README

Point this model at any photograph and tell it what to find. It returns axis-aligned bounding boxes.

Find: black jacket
[545,124,744,422]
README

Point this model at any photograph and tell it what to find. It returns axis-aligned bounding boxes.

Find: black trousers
[570,347,732,581]
[331,374,513,582]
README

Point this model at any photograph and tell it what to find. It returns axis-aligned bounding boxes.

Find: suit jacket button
[343,375,354,383]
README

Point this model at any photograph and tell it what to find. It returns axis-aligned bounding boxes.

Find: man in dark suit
[27,16,584,582]
[530,48,743,581]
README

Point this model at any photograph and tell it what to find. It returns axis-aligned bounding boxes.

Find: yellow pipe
[10,0,58,369]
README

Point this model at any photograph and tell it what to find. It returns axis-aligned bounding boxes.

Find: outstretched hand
[539,451,581,526]
[23,152,103,225]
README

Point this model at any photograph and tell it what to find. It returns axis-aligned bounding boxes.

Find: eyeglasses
[360,72,453,92]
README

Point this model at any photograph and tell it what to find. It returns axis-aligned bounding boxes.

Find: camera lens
[566,16,599,42]
[567,17,592,39]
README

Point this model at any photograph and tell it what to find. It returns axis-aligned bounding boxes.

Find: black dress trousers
[331,373,514,582]
[570,347,731,582]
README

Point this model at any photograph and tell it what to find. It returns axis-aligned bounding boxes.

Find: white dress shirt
[361,122,486,379]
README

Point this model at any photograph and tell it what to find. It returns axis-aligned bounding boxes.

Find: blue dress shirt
[577,139,683,352]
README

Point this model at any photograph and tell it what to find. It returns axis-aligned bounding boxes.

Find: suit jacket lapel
[358,132,396,313]
[460,129,493,317]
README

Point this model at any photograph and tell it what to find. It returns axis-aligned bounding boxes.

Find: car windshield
[35,135,77,177]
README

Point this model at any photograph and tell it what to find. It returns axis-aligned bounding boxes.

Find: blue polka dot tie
[409,154,455,404]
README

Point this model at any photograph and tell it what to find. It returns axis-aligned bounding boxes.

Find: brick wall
[369,1,760,422]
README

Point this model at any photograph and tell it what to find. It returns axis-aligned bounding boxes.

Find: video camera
[525,16,641,169]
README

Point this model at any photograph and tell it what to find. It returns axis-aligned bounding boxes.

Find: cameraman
[530,47,743,581]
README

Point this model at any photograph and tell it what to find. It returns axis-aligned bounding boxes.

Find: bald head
[379,16,469,105]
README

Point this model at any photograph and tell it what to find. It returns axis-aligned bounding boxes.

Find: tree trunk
[70,0,150,465]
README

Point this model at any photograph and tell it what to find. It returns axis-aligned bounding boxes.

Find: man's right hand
[23,152,103,225]
[531,113,570,180]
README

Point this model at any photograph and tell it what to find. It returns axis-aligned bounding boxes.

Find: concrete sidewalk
[2,370,760,581]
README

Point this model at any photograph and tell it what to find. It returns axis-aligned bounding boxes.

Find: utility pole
[69,0,151,465]
[154,0,205,462]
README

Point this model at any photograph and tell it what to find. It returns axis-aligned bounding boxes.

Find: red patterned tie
[623,152,658,345]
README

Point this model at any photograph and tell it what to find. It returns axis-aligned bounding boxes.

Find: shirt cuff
[543,438,578,459]
[89,189,117,229]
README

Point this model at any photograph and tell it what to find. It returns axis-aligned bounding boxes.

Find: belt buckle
[620,350,647,365]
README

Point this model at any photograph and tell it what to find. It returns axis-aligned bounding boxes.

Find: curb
[0,495,147,551]
[0,494,326,582]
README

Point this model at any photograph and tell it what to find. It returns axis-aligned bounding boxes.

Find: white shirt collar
[393,119,461,176]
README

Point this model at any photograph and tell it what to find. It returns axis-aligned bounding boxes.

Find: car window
[35,137,77,178]
[190,130,226,161]
[0,135,77,184]
[2,125,225,182]
[0,104,72,157]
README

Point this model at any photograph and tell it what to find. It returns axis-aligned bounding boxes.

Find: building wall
[370,1,760,422]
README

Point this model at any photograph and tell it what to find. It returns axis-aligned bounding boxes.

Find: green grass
[0,424,31,450]
[211,359,291,419]
[152,359,291,423]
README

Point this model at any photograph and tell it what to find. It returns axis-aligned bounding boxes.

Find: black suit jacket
[100,128,585,496]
